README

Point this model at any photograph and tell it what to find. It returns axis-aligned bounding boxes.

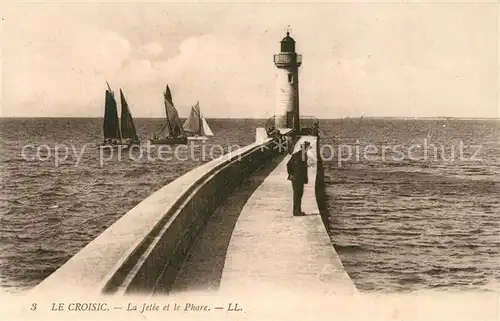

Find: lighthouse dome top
[280,31,296,53]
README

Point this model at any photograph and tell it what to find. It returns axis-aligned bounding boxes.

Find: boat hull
[98,141,140,150]
[98,144,136,150]
[187,136,208,141]
[149,137,188,145]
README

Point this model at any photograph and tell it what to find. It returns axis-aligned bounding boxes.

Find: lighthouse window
[288,74,294,83]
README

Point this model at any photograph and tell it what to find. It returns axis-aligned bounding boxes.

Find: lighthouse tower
[274,31,302,131]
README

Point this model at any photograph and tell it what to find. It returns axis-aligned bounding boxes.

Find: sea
[0,118,498,293]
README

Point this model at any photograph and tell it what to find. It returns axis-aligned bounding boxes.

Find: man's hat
[300,141,311,149]
[292,140,312,154]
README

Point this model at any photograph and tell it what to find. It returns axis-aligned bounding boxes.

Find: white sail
[183,102,214,137]
[201,117,213,136]
[183,102,201,134]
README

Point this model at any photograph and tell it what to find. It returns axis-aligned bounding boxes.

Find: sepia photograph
[0,1,498,320]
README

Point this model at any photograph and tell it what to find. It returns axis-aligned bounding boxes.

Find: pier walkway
[170,136,356,295]
[30,133,355,297]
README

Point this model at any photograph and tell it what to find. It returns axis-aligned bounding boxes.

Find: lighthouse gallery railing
[273,54,302,65]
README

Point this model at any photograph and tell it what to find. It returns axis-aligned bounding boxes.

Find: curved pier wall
[31,134,278,296]
[314,136,328,224]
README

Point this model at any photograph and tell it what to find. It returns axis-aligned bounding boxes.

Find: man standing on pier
[287,141,311,216]
[312,122,319,137]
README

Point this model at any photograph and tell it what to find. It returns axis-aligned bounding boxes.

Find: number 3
[30,303,37,311]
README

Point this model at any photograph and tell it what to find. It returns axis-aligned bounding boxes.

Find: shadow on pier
[165,155,286,294]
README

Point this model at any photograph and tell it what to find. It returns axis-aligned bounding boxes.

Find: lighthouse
[274,31,302,131]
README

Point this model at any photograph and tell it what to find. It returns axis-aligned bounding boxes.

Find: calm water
[0,118,498,292]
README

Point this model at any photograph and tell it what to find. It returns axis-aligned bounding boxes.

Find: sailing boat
[150,85,188,145]
[100,82,123,148]
[183,102,214,140]
[119,89,140,145]
[100,82,140,148]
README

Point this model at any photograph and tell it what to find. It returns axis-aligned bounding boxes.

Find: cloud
[2,2,498,118]
[3,6,132,115]
[138,42,163,57]
[109,33,275,118]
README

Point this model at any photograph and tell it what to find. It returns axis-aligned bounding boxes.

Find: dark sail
[156,85,185,138]
[164,85,174,106]
[150,84,188,145]
[103,84,121,140]
[119,89,139,142]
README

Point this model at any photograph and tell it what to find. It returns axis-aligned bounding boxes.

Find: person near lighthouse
[286,141,311,216]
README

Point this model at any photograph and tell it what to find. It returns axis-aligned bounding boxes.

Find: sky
[1,1,498,118]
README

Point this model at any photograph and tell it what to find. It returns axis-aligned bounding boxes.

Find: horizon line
[0,116,499,120]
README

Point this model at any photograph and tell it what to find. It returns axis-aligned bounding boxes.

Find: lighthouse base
[276,128,294,135]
